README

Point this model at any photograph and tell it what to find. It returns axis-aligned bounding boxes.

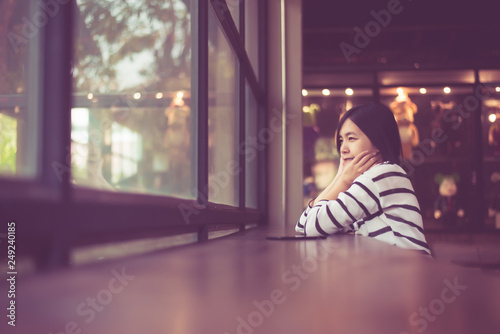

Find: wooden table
[11,227,500,334]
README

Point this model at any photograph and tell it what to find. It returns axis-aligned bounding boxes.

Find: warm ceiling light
[133,92,141,99]
[87,93,93,100]
[345,88,354,96]
[443,87,451,94]
[496,87,500,92]
[489,114,497,123]
[176,91,184,98]
[302,89,308,96]
[396,87,404,95]
[322,89,331,96]
[419,88,427,94]
[155,92,163,99]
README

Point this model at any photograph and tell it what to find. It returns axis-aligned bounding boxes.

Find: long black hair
[336,103,402,165]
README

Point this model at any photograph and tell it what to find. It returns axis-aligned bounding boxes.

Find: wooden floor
[10,227,500,334]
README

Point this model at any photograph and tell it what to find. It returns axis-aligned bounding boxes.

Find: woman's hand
[312,151,381,205]
[338,151,382,186]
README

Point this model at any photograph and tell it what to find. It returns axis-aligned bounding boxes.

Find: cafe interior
[1,0,499,333]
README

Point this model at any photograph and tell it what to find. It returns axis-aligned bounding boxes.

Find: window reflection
[72,0,194,197]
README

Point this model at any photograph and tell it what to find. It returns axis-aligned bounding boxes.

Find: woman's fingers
[353,151,379,168]
[340,151,382,185]
[350,151,381,174]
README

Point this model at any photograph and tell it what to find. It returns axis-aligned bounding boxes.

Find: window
[72,0,194,198]
[208,5,239,206]
[0,1,40,178]
[1,0,265,269]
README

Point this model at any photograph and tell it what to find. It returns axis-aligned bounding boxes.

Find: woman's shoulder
[364,161,407,177]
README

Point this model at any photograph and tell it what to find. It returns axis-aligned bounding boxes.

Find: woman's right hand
[312,151,380,206]
[338,151,381,186]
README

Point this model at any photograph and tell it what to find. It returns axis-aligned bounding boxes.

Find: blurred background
[301,0,500,232]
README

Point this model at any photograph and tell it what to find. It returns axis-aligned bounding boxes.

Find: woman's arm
[296,151,381,235]
[298,169,381,236]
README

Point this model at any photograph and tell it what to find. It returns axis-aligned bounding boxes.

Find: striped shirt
[296,162,431,255]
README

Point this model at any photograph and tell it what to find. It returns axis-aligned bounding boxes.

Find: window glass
[0,1,39,177]
[72,0,194,198]
[208,5,239,206]
[245,82,258,209]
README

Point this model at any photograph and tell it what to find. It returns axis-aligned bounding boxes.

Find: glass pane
[72,0,194,198]
[0,1,39,177]
[245,82,258,209]
[245,0,259,79]
[208,6,239,206]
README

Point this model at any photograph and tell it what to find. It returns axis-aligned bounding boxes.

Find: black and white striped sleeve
[295,201,313,234]
[295,174,381,236]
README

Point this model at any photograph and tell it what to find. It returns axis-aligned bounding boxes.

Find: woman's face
[338,118,378,163]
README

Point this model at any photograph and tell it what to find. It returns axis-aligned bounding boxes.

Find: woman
[296,103,431,255]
